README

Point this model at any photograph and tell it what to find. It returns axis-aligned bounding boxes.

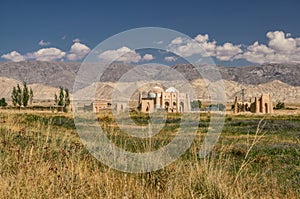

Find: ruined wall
[234,94,273,114]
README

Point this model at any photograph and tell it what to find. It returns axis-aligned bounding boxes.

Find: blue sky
[1,0,300,66]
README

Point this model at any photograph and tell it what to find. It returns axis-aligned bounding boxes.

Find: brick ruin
[233,93,273,114]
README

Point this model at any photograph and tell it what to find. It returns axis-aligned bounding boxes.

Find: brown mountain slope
[0,61,299,89]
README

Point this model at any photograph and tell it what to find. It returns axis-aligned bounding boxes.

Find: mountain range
[0,61,299,103]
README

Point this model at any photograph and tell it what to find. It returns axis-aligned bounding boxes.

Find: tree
[54,93,58,105]
[58,87,65,106]
[64,88,70,107]
[0,98,7,107]
[29,88,34,105]
[217,103,226,111]
[16,84,22,107]
[55,87,71,112]
[11,86,18,107]
[274,102,285,110]
[22,82,29,107]
[11,82,33,108]
[191,100,202,110]
[64,88,70,112]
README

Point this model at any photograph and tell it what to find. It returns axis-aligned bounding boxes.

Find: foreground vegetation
[0,110,299,198]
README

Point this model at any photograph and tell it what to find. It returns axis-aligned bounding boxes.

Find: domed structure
[165,87,178,93]
[138,85,191,113]
[152,86,164,93]
[148,92,156,99]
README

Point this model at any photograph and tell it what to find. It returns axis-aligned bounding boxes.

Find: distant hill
[218,63,300,86]
[0,77,60,102]
[0,61,299,103]
[0,61,80,90]
[0,61,299,88]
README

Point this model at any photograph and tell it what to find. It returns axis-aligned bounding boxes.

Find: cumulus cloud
[1,51,25,62]
[216,43,242,61]
[236,31,300,64]
[168,34,240,60]
[235,42,274,64]
[2,42,90,62]
[73,38,81,43]
[154,40,163,45]
[27,48,66,62]
[195,34,209,43]
[98,46,142,63]
[142,54,154,61]
[194,34,217,57]
[67,42,91,61]
[168,37,204,57]
[38,40,51,46]
[267,31,297,52]
[2,30,300,65]
[165,56,177,62]
[171,37,183,45]
[168,31,300,64]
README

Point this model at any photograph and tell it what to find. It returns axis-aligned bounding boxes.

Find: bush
[191,100,202,110]
[0,98,7,107]
[208,104,226,111]
[274,102,285,110]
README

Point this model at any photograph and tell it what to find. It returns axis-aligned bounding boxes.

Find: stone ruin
[233,94,273,114]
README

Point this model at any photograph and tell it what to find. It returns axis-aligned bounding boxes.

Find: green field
[0,110,299,198]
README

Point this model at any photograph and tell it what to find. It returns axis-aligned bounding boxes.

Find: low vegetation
[0,98,7,107]
[0,110,299,198]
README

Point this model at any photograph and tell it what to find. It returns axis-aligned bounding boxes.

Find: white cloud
[195,34,209,43]
[67,42,91,61]
[168,31,300,64]
[168,35,241,60]
[168,37,205,57]
[3,30,300,65]
[267,31,296,52]
[236,31,300,64]
[247,41,274,54]
[171,37,183,45]
[142,54,154,61]
[73,38,81,43]
[38,40,51,46]
[216,43,242,61]
[168,34,217,58]
[154,40,163,45]
[1,51,25,62]
[28,48,66,62]
[164,56,177,62]
[235,42,274,64]
[194,34,217,57]
[98,46,142,63]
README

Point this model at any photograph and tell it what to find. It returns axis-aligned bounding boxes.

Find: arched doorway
[265,103,268,113]
[165,101,169,108]
[165,101,169,111]
[180,102,184,112]
[146,102,150,112]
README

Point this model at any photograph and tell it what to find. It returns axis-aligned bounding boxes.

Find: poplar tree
[22,82,29,107]
[29,88,34,105]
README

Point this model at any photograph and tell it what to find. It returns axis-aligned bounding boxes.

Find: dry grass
[0,109,299,198]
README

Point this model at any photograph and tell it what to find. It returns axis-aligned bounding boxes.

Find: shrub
[274,102,285,110]
[0,98,7,107]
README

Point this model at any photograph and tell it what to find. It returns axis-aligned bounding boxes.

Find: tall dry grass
[0,110,298,198]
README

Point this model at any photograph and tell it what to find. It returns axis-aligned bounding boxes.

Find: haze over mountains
[0,61,299,103]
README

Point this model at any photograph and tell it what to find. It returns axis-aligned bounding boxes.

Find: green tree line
[54,86,70,112]
[11,82,33,108]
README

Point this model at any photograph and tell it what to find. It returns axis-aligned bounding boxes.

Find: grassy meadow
[0,109,299,198]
